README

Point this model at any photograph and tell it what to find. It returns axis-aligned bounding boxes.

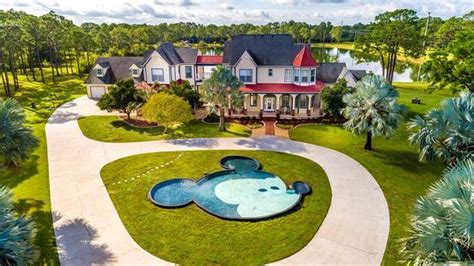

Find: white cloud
[0,0,472,25]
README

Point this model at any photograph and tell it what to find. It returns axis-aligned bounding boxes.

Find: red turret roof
[293,45,319,67]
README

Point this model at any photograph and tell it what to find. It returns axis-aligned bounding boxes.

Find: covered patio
[225,82,325,120]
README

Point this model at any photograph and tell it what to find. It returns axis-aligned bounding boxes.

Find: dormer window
[131,69,139,77]
[96,68,104,77]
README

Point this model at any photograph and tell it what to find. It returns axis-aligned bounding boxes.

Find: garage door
[90,86,106,99]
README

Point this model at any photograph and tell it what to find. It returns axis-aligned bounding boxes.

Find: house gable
[143,50,172,84]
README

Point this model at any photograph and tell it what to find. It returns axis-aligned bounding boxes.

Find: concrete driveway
[46,96,389,265]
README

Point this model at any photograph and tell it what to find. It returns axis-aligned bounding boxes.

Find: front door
[264,97,275,111]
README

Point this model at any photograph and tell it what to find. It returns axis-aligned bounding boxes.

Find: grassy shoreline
[312,42,426,65]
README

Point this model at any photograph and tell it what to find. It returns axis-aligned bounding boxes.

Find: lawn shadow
[1,154,40,189]
[14,199,59,265]
[47,110,80,124]
[110,120,165,136]
[53,212,116,265]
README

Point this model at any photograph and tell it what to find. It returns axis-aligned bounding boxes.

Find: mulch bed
[117,115,157,128]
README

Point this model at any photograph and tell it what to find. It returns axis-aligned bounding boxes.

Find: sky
[1,0,473,25]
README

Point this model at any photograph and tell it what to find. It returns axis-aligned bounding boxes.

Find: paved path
[46,96,389,265]
[263,117,276,135]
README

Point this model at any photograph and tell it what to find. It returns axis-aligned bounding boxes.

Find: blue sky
[2,0,472,25]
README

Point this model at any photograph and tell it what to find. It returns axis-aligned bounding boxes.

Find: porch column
[308,94,314,110]
[291,94,297,110]
[243,94,248,110]
[275,94,281,111]
[227,95,232,115]
[291,94,298,116]
[307,94,314,116]
[259,94,264,110]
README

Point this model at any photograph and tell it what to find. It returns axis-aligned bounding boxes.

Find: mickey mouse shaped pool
[148,156,311,220]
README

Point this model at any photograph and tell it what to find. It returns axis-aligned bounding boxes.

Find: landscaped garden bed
[100,150,331,265]
[78,116,251,142]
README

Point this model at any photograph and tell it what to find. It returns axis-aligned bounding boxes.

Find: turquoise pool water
[149,156,310,220]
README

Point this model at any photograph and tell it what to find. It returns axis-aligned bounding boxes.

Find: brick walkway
[263,118,276,135]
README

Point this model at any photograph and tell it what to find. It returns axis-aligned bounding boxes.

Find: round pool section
[219,156,261,171]
[148,156,310,220]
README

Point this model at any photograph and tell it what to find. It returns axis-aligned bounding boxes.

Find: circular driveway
[46,96,389,265]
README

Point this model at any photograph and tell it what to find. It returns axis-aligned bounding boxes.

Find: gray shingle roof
[143,43,198,65]
[222,34,305,66]
[176,47,198,64]
[316,62,347,83]
[85,57,143,85]
[348,70,367,81]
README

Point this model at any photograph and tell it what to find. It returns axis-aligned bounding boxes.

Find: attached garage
[89,86,107,99]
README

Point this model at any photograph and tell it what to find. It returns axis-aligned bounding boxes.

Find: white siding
[143,51,171,84]
[234,51,257,84]
[179,65,195,85]
[256,67,290,83]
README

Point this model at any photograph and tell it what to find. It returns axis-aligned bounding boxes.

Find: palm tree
[0,98,38,168]
[341,75,407,150]
[201,66,243,131]
[408,91,473,165]
[0,186,39,265]
[399,159,473,264]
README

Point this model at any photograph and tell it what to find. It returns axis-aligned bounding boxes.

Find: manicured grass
[289,83,452,264]
[0,68,86,265]
[78,115,251,142]
[101,150,331,265]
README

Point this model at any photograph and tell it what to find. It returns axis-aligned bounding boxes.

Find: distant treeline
[0,8,472,96]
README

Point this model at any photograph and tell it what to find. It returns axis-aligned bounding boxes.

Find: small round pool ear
[149,179,196,207]
[292,181,311,195]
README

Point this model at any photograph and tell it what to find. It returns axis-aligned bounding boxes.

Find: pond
[311,47,418,82]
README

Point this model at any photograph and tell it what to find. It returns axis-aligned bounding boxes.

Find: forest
[0,8,472,97]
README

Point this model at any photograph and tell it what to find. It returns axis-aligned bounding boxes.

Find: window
[268,68,273,77]
[185,66,192,79]
[311,69,316,82]
[96,68,103,77]
[131,69,139,77]
[250,94,257,107]
[294,69,300,83]
[301,69,310,83]
[284,69,293,82]
[239,69,253,83]
[151,68,164,82]
[281,95,290,107]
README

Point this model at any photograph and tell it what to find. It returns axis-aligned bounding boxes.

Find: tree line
[1,8,473,98]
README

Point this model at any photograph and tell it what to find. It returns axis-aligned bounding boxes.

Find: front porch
[225,93,324,120]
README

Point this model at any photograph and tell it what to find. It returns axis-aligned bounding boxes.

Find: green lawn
[0,69,86,265]
[100,150,331,265]
[78,116,251,142]
[289,82,454,264]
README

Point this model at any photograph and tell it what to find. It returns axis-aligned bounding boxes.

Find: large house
[85,34,366,119]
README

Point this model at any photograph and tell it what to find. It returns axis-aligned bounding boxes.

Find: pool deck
[46,96,389,265]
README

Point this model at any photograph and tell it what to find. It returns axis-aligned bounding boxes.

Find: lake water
[199,47,418,82]
[311,47,417,82]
